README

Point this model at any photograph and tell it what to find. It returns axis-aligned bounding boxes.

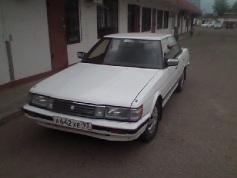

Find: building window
[65,0,80,44]
[142,7,151,32]
[157,10,163,29]
[97,0,118,39]
[163,11,169,29]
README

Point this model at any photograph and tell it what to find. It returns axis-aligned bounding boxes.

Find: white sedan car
[214,23,223,29]
[23,33,190,142]
[207,22,215,28]
[201,23,208,27]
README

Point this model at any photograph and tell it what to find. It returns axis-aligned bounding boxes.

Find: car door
[167,37,184,81]
[160,37,184,103]
[159,38,177,102]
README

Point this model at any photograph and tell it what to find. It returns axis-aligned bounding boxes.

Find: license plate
[53,116,92,131]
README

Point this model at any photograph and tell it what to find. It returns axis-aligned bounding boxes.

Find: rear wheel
[176,70,185,92]
[140,101,162,142]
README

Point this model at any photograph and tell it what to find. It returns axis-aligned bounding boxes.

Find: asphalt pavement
[0,27,237,178]
[0,80,40,125]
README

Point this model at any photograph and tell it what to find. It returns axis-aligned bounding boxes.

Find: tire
[140,101,162,142]
[176,70,185,92]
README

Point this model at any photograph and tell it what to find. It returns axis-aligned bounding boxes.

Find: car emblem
[70,105,75,110]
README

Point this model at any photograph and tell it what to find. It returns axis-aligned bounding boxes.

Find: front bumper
[23,104,150,141]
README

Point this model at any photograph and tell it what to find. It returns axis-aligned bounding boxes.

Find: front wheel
[140,102,162,142]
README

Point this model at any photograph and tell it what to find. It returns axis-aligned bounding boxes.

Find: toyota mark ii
[23,33,190,142]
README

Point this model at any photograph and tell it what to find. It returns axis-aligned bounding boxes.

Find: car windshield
[82,38,163,69]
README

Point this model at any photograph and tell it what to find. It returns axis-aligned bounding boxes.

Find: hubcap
[148,106,158,134]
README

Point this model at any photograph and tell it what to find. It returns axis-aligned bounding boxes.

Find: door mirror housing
[167,59,179,67]
[77,52,86,59]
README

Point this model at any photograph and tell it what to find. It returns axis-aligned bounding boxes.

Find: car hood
[30,63,159,107]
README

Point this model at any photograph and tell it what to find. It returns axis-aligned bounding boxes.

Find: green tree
[231,1,237,13]
[213,0,229,16]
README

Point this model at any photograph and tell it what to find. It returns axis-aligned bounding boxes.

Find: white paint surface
[67,1,99,64]
[0,1,10,85]
[1,0,51,81]
[30,63,158,107]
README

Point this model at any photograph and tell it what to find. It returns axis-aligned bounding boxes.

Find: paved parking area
[0,27,237,178]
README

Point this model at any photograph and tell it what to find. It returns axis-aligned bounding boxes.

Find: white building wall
[119,0,140,33]
[0,1,10,85]
[0,0,192,86]
[178,16,187,34]
[135,0,173,33]
[184,18,187,32]
[1,0,51,81]
[119,0,175,34]
[67,0,175,65]
[118,0,128,33]
[67,0,98,64]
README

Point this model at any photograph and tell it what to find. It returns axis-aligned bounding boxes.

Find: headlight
[30,93,53,109]
[105,107,129,120]
[104,106,143,121]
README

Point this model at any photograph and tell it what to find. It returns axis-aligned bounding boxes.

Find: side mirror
[167,45,172,50]
[77,52,86,59]
[167,59,179,67]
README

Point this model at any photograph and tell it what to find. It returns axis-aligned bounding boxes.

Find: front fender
[142,91,162,118]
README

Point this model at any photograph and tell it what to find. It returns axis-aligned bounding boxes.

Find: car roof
[104,33,172,40]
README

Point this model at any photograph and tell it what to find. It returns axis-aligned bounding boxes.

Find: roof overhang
[151,0,202,15]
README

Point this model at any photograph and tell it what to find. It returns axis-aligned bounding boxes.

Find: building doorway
[46,0,68,70]
[128,4,140,32]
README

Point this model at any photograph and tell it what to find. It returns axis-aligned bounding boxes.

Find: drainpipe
[5,37,15,81]
[0,1,15,81]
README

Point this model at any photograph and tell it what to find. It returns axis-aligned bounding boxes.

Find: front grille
[52,99,96,118]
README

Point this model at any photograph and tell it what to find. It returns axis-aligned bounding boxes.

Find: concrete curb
[0,79,41,126]
[0,109,24,126]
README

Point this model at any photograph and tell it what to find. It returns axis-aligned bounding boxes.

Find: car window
[85,39,110,64]
[163,37,181,59]
[83,38,163,69]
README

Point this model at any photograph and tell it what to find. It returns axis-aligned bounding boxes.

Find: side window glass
[163,38,174,59]
[88,39,110,59]
[84,39,110,64]
[165,37,181,59]
[171,37,181,55]
[162,38,170,57]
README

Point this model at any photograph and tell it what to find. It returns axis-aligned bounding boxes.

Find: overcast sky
[201,0,236,13]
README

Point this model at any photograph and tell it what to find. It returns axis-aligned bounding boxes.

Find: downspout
[0,1,15,81]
